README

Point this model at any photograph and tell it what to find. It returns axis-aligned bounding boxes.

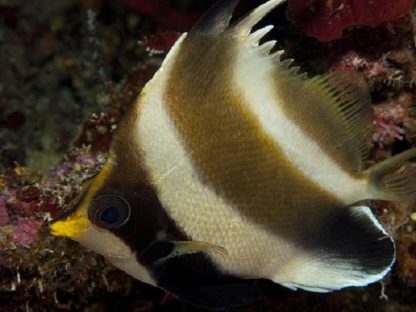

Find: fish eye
[89,194,131,229]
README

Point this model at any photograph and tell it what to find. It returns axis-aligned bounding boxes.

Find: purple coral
[12,217,43,247]
[0,195,9,226]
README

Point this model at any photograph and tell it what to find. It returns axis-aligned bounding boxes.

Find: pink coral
[9,198,33,214]
[372,92,414,147]
[12,217,43,247]
[373,118,405,147]
[330,51,407,90]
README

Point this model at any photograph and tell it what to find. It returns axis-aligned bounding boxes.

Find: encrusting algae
[2,0,416,311]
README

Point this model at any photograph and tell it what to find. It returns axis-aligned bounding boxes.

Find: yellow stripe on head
[50,156,113,239]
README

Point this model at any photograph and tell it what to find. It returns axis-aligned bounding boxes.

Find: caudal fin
[367,148,416,201]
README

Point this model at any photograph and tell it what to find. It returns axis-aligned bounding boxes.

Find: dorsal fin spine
[249,25,274,45]
[232,0,287,36]
[289,66,301,75]
[260,41,276,53]
[280,58,294,69]
[190,0,241,34]
[271,50,285,62]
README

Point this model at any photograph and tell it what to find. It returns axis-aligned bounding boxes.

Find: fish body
[51,0,416,309]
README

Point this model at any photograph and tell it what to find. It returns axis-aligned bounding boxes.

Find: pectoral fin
[140,241,258,309]
[155,241,227,265]
[139,240,227,266]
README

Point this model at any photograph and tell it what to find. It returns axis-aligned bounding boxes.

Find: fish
[50,0,416,309]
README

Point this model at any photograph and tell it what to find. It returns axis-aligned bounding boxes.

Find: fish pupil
[101,206,119,223]
[89,194,131,229]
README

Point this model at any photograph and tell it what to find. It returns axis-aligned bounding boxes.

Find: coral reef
[1,0,416,311]
[287,0,413,42]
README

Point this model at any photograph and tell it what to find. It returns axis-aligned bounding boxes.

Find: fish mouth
[49,213,90,239]
[49,186,91,238]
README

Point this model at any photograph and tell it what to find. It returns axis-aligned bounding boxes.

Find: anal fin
[276,205,395,292]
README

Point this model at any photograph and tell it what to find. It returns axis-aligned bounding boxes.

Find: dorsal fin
[164,0,372,176]
[273,69,373,173]
[190,0,287,36]
[190,0,241,35]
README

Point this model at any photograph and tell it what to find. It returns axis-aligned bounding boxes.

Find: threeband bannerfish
[51,0,416,309]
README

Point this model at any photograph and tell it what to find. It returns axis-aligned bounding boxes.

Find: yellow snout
[50,214,90,239]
